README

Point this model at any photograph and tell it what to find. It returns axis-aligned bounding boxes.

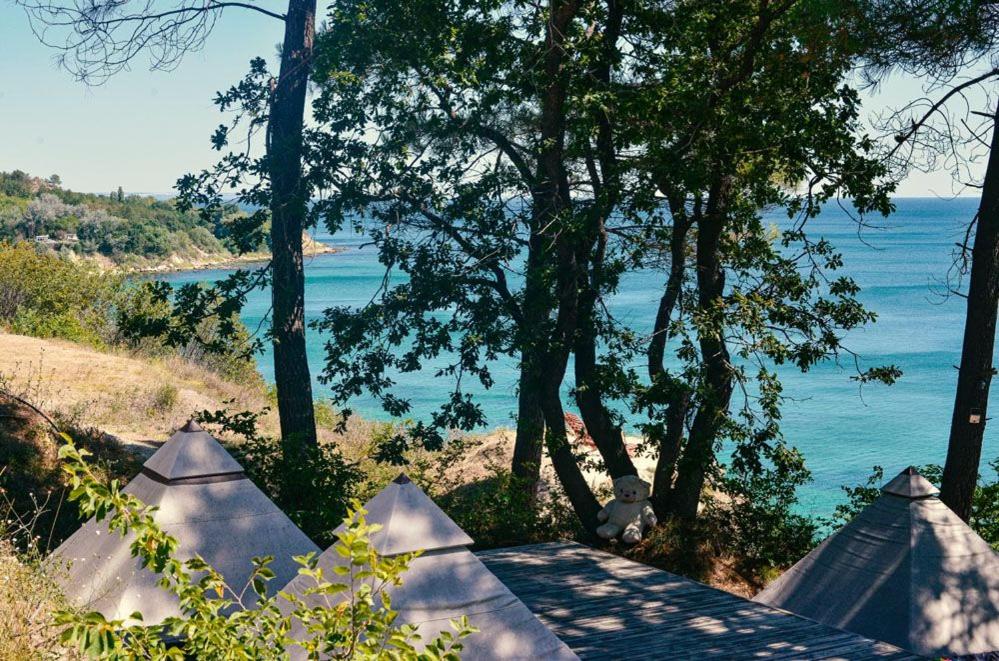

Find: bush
[116,279,260,383]
[436,469,583,550]
[0,393,143,553]
[704,492,817,576]
[0,242,259,384]
[627,517,718,583]
[0,242,122,346]
[423,438,582,550]
[149,383,179,414]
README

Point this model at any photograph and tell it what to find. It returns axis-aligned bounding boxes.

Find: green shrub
[423,438,582,550]
[0,242,258,384]
[0,394,143,554]
[704,491,817,575]
[149,383,179,414]
[314,398,339,430]
[116,280,260,383]
[0,242,122,347]
[436,469,582,550]
[702,444,819,577]
[627,517,718,583]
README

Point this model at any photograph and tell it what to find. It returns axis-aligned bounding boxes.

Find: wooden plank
[478,542,923,660]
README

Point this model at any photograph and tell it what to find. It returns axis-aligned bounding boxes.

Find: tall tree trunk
[542,376,603,534]
[268,0,319,453]
[511,227,550,493]
[571,0,634,479]
[671,177,735,519]
[513,356,546,489]
[574,289,637,478]
[510,0,580,497]
[940,105,999,521]
[648,197,693,518]
[650,388,689,518]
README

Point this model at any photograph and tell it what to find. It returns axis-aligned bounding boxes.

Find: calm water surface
[160,198,995,516]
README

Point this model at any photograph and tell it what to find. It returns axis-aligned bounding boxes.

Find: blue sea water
[159,197,996,516]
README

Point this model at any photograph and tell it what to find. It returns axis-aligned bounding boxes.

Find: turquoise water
[160,197,995,516]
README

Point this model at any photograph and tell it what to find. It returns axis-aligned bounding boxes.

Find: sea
[158,197,996,517]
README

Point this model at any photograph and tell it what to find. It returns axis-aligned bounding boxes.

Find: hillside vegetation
[0,169,333,271]
[0,169,250,269]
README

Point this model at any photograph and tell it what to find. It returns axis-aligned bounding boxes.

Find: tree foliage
[303,0,895,539]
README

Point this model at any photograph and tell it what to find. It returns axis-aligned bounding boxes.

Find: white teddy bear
[597,475,657,544]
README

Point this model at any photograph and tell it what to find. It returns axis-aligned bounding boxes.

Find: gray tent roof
[50,421,319,624]
[281,474,576,660]
[143,419,243,481]
[881,466,939,498]
[360,473,473,555]
[754,466,999,658]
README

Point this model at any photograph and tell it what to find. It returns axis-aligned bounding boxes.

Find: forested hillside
[0,169,259,269]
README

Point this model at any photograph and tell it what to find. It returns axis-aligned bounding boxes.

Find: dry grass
[0,538,79,661]
[0,540,76,660]
[0,332,271,452]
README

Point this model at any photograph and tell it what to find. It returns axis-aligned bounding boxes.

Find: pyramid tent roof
[360,473,473,555]
[143,419,243,481]
[50,421,319,625]
[753,466,999,658]
[281,474,576,660]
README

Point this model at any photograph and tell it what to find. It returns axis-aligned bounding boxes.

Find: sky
[0,3,985,197]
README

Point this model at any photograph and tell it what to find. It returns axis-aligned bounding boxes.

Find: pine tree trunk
[268,0,318,452]
[940,105,999,521]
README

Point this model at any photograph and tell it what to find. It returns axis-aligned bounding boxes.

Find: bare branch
[15,1,285,84]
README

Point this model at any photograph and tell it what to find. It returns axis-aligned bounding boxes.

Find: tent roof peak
[358,476,472,556]
[179,418,203,433]
[881,466,939,498]
[142,422,243,481]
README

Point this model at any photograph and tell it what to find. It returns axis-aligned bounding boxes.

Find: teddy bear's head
[613,475,651,503]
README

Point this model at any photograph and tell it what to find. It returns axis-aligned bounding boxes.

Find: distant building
[32,233,78,248]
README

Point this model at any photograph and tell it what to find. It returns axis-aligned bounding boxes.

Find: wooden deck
[477,542,923,660]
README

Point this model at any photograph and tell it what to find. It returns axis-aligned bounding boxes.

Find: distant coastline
[126,233,339,274]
